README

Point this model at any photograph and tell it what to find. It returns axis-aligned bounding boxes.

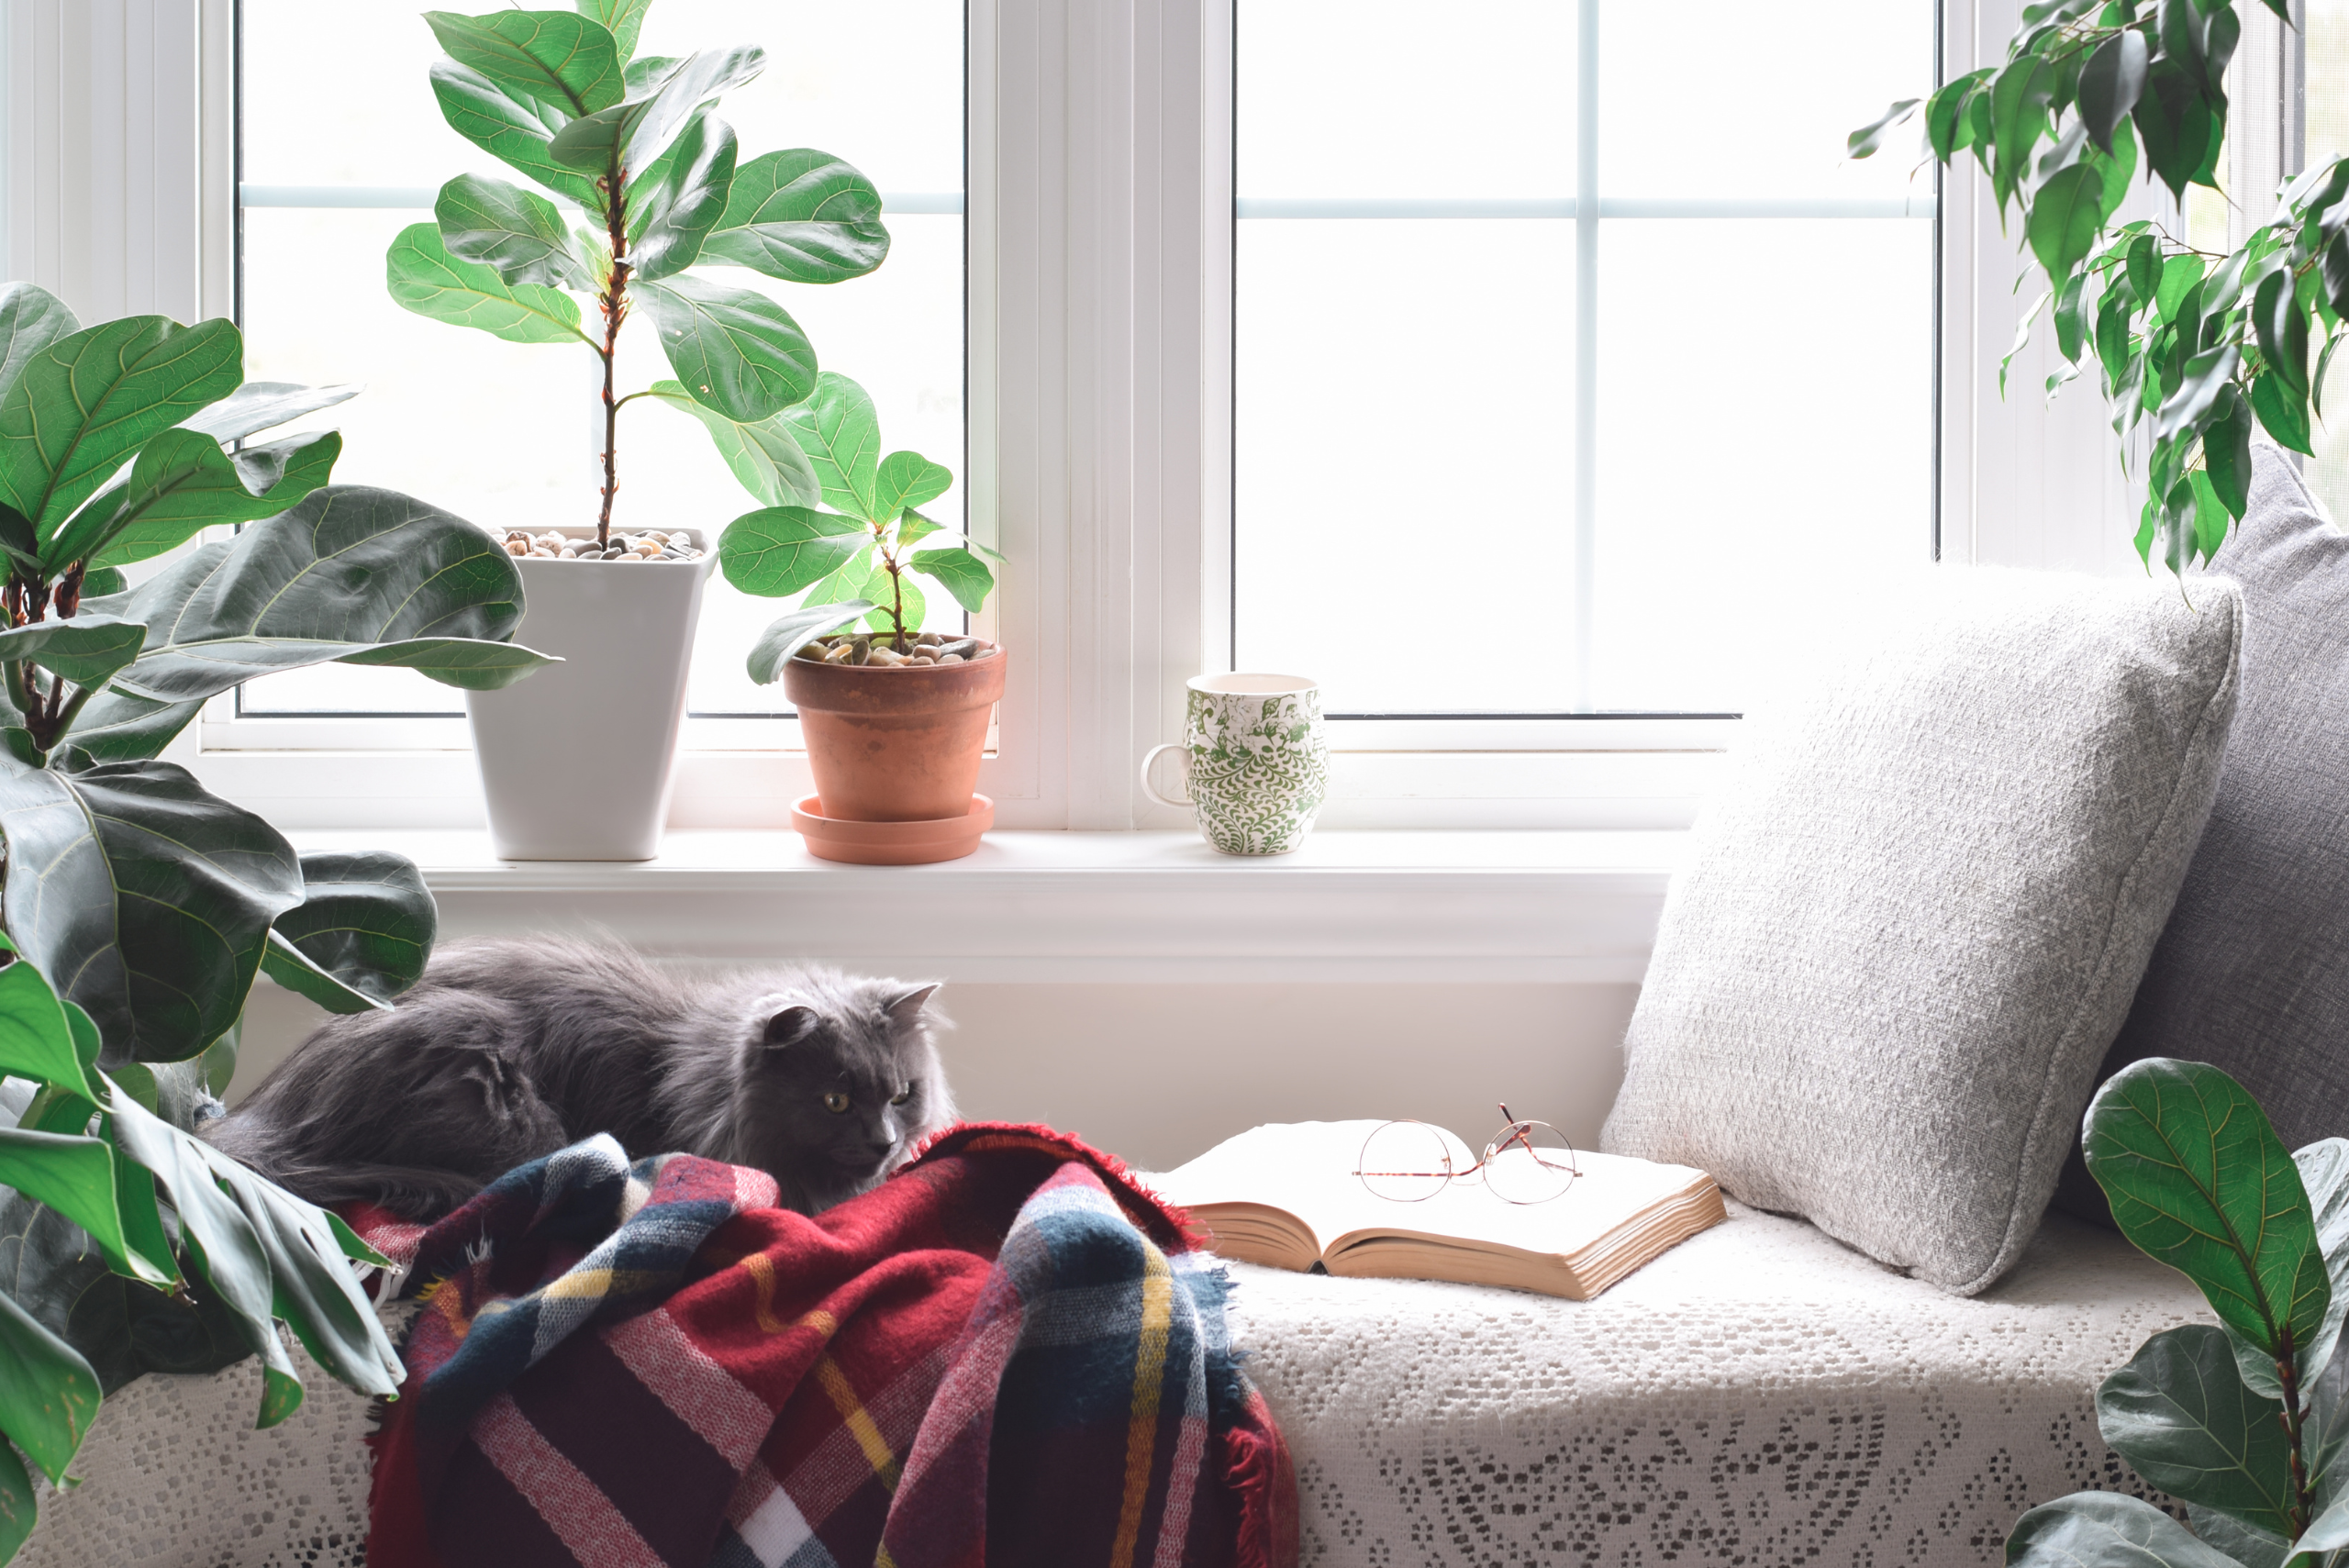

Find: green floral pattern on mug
[1185,686,1330,854]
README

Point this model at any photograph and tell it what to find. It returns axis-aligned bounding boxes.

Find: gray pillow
[1601,566,2242,1295]
[2055,444,2349,1224]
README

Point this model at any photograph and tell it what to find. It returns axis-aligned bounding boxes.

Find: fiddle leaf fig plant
[2006,1058,2349,1566]
[389,2,892,550]
[1855,0,2349,573]
[714,372,1001,674]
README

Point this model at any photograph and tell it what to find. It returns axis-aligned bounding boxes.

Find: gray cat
[202,937,956,1220]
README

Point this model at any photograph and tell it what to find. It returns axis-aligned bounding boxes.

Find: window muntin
[1231,0,1935,717]
[235,0,965,722]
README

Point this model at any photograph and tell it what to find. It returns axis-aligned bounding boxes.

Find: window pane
[1233,218,1575,710]
[2304,0,2349,521]
[1234,0,1934,717]
[237,0,963,718]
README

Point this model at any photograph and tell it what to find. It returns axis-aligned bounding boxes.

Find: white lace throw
[1227,1202,2208,1565]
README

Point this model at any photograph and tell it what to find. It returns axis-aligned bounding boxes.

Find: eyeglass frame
[1351,1104,1583,1206]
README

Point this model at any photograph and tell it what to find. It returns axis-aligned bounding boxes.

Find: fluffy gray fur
[202,937,956,1220]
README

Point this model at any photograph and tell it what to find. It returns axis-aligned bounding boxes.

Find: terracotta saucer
[789,794,995,865]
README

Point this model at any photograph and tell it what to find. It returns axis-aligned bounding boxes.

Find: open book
[1149,1120,1725,1300]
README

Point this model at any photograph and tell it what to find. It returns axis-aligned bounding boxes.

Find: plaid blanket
[358,1125,1295,1568]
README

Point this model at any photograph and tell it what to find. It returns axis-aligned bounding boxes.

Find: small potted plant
[714,373,1004,864]
[386,3,893,860]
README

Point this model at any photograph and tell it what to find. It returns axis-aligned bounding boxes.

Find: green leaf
[907,546,995,615]
[2156,343,2241,443]
[0,285,78,404]
[798,542,874,608]
[1989,53,2057,210]
[779,371,882,520]
[698,150,891,284]
[259,930,386,1016]
[46,690,200,768]
[642,380,818,507]
[0,759,303,1065]
[2250,371,2315,455]
[2255,270,2310,398]
[387,222,591,347]
[428,60,602,209]
[874,450,952,525]
[2054,271,2090,364]
[743,599,876,684]
[575,0,651,62]
[266,850,437,1007]
[2003,289,2051,398]
[625,108,737,283]
[2127,233,2164,303]
[2135,60,2215,204]
[2096,1324,2296,1535]
[0,1441,33,1563]
[2005,1490,2245,1567]
[2095,117,2139,221]
[101,485,553,706]
[0,617,145,690]
[2078,28,2149,155]
[0,1128,164,1285]
[2317,329,2349,419]
[896,507,943,548]
[434,173,594,291]
[2086,1059,2330,1361]
[2324,232,2349,324]
[622,53,682,96]
[2204,384,2254,520]
[637,275,816,423]
[546,45,765,174]
[0,315,242,537]
[0,1281,99,1485]
[857,561,925,641]
[0,957,97,1100]
[178,380,361,445]
[423,9,623,119]
[1928,72,1992,161]
[51,428,342,574]
[2155,252,2207,327]
[717,506,871,596]
[1846,98,1920,159]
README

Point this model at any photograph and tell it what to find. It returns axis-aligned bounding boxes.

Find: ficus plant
[2006,1058,2349,1567]
[1853,0,2349,573]
[389,2,891,550]
[0,285,556,1561]
[714,372,1002,678]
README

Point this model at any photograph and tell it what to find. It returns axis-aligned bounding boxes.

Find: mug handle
[1140,742,1192,809]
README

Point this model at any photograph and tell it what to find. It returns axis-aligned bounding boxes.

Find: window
[1231,0,1937,717]
[232,0,965,731]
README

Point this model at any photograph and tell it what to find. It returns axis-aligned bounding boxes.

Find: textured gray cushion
[1602,566,2242,1295]
[2056,444,2349,1223]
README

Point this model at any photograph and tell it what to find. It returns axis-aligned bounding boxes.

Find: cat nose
[866,1140,897,1161]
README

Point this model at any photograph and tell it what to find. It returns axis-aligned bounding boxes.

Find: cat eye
[822,1090,852,1114]
[890,1085,914,1106]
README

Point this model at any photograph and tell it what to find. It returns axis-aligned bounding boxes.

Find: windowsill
[285,828,1687,984]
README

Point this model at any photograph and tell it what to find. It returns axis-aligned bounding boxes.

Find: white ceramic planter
[467,551,713,861]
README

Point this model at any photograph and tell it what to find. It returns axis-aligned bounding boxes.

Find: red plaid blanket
[356,1124,1296,1568]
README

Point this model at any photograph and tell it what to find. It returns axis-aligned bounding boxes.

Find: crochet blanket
[358,1125,1294,1568]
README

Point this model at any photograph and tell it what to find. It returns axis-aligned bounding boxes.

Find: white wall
[230,977,1641,1173]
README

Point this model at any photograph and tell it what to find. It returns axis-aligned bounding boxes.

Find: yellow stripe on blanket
[1111,1245,1175,1568]
[816,1354,902,1493]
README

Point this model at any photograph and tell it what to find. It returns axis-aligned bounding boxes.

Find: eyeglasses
[1352,1105,1582,1206]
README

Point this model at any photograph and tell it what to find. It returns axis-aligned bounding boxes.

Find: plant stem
[4,661,30,723]
[596,170,633,551]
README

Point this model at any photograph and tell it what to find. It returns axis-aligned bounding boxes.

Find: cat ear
[885,984,939,1032]
[763,1006,819,1049]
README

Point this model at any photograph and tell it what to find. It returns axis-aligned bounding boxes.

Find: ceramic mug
[1141,673,1330,855]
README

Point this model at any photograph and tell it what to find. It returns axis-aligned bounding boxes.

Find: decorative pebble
[937,652,964,664]
[933,638,978,659]
[506,539,529,556]
[866,646,906,666]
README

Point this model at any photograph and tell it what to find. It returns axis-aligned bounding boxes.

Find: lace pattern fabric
[16,1305,414,1568]
[1227,1204,2207,1565]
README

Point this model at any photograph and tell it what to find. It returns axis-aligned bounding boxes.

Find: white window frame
[2,0,2164,836]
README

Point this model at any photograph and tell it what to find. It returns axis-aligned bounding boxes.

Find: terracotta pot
[785,642,1007,821]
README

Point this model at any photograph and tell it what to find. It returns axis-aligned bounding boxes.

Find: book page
[1150,1120,1707,1264]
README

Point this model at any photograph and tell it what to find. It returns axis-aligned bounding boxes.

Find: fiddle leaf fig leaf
[873,450,952,523]
[50,428,342,573]
[576,0,652,63]
[0,1126,168,1287]
[423,9,624,120]
[0,1279,101,1485]
[2085,1059,2329,1362]
[0,284,79,401]
[642,380,818,507]
[2095,1324,2297,1536]
[0,315,243,537]
[0,616,145,690]
[907,546,994,615]
[699,150,892,284]
[779,372,882,520]
[0,952,99,1101]
[428,60,603,209]
[263,851,437,1010]
[178,381,361,444]
[637,275,816,423]
[434,173,595,290]
[625,109,738,283]
[546,44,765,175]
[718,506,871,596]
[2006,1491,2254,1567]
[388,222,593,346]
[744,599,875,684]
[47,690,201,768]
[101,485,556,704]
